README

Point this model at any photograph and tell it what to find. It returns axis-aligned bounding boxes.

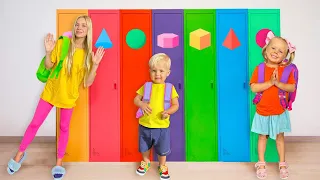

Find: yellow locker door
[56,9,89,162]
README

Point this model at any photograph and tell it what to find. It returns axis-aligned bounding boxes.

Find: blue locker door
[216,9,250,162]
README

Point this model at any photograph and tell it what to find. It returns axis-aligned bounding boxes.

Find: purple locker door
[152,9,185,161]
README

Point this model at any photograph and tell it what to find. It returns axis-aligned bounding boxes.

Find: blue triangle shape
[95,28,112,49]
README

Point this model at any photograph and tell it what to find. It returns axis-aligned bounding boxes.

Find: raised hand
[44,33,56,54]
[91,47,105,65]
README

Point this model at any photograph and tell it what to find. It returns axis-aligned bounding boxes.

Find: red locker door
[89,10,120,162]
[120,10,152,162]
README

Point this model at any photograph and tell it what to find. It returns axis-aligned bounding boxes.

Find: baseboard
[0,136,319,143]
[0,136,56,143]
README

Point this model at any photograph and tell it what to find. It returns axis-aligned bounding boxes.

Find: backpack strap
[50,36,70,79]
[287,64,298,110]
[278,64,297,110]
[280,64,294,83]
[136,82,152,118]
[136,82,173,118]
[164,83,173,111]
[253,63,265,104]
[142,82,153,102]
[289,64,298,96]
[257,63,265,83]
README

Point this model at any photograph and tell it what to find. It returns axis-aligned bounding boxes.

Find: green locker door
[184,9,218,161]
[248,9,280,162]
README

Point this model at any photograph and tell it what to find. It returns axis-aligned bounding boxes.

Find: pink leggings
[19,98,73,159]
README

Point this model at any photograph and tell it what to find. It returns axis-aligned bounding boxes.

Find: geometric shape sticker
[255,28,272,48]
[222,28,241,50]
[189,28,211,50]
[126,29,146,50]
[157,33,179,48]
[95,28,113,49]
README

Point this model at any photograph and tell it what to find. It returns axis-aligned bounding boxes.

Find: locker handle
[178,82,182,90]
[211,81,214,89]
[114,82,117,89]
[243,82,246,89]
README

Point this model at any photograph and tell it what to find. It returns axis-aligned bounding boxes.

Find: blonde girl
[250,35,296,179]
[7,15,105,180]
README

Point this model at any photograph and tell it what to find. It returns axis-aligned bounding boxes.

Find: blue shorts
[138,125,171,156]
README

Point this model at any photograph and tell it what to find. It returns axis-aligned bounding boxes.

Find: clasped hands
[270,68,280,86]
[139,102,169,119]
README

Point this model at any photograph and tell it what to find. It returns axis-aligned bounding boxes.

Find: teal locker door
[217,9,250,162]
[248,9,280,162]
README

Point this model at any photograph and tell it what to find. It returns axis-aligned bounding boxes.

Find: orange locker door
[120,10,152,162]
[56,9,89,162]
[89,10,120,162]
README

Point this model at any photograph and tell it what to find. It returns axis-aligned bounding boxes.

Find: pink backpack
[252,61,299,111]
[136,82,173,118]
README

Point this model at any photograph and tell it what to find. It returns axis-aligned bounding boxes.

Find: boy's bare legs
[136,149,151,176]
[158,154,170,180]
[142,149,151,163]
[158,155,166,166]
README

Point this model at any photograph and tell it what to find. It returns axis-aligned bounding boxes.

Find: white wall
[0,0,318,136]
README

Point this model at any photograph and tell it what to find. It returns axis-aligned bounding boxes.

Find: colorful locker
[120,10,153,162]
[216,9,250,162]
[89,10,120,162]
[152,9,185,161]
[248,9,281,162]
[56,9,89,162]
[184,9,218,161]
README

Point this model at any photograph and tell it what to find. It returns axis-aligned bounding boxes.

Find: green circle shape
[126,29,146,49]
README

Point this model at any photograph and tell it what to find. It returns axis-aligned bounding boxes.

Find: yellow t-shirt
[40,39,86,108]
[136,83,179,128]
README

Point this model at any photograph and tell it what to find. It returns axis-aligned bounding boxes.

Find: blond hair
[262,36,295,65]
[66,15,92,85]
[149,53,171,69]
